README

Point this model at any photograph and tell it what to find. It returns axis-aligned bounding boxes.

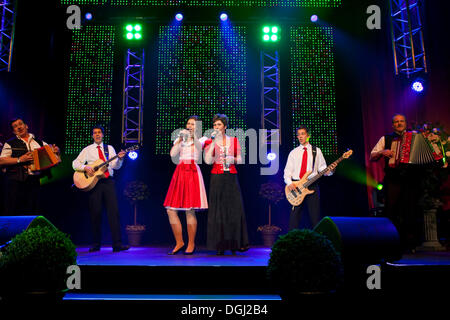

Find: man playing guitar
[283,126,336,230]
[72,125,129,253]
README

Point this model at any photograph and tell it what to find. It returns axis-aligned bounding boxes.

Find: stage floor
[76,245,272,266]
[76,245,450,267]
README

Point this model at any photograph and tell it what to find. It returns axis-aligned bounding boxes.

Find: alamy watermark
[170,121,279,176]
[367,5,381,30]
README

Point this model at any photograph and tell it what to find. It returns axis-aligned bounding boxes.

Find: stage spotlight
[175,13,184,21]
[311,15,319,22]
[376,184,383,191]
[411,80,424,93]
[262,25,280,42]
[128,151,138,160]
[267,152,277,161]
[124,24,143,41]
[220,13,228,21]
[85,13,93,20]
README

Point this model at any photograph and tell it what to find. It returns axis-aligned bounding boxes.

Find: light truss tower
[260,50,281,145]
[389,0,428,78]
[0,0,16,72]
[122,48,144,145]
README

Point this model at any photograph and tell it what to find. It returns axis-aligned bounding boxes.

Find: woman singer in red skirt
[163,116,208,255]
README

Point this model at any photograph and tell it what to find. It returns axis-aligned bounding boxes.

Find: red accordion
[389,132,443,168]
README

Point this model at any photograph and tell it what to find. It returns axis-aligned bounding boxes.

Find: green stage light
[124,23,143,40]
[261,25,280,43]
[376,184,383,191]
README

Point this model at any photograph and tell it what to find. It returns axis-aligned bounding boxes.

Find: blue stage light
[412,80,424,93]
[267,152,277,161]
[220,13,228,21]
[175,13,183,21]
[128,151,138,160]
[311,15,318,23]
[85,13,93,20]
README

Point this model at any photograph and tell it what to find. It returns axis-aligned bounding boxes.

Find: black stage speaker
[0,216,56,246]
[314,216,402,264]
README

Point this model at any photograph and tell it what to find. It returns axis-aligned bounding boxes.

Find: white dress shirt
[283,143,330,185]
[0,134,48,175]
[72,142,123,177]
[370,136,386,159]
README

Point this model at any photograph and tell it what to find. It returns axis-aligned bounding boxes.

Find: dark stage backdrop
[1,1,447,246]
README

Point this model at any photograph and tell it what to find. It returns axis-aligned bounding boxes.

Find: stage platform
[63,245,450,305]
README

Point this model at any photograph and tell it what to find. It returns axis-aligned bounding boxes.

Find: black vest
[5,136,44,181]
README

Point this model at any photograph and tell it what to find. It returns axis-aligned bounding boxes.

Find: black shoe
[237,246,249,252]
[113,245,130,252]
[168,245,185,255]
[89,246,100,252]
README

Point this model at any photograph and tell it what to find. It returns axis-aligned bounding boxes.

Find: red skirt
[164,162,208,210]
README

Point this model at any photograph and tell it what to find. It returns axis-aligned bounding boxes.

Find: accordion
[389,131,443,167]
[29,145,61,171]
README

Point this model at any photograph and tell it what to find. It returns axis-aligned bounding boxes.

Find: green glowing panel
[65,26,115,155]
[155,25,248,155]
[290,26,337,155]
[61,0,341,7]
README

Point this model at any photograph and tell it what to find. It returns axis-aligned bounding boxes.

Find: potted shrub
[267,229,343,297]
[124,180,150,246]
[257,182,284,246]
[0,224,77,301]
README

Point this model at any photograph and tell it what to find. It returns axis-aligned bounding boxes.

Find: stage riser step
[76,265,275,294]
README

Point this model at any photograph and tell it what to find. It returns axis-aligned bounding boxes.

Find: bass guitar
[285,150,353,206]
[73,145,139,191]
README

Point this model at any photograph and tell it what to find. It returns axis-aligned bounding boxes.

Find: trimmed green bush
[267,229,343,294]
[0,225,77,294]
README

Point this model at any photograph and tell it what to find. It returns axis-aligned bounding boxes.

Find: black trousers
[88,178,122,247]
[289,183,321,231]
[383,171,422,249]
[3,175,41,216]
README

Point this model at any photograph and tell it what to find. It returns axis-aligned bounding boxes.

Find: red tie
[97,145,109,178]
[299,147,308,179]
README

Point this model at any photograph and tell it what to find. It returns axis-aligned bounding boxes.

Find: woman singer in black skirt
[204,114,249,255]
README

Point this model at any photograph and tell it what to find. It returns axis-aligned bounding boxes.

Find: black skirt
[207,172,249,251]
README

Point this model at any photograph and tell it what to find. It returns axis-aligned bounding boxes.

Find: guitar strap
[312,145,317,172]
[103,144,109,160]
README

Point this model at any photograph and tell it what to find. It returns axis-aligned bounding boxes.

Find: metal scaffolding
[389,0,428,77]
[260,50,281,145]
[0,0,16,72]
[122,48,144,145]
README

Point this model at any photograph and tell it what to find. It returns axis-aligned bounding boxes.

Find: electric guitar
[285,150,353,206]
[73,145,139,192]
